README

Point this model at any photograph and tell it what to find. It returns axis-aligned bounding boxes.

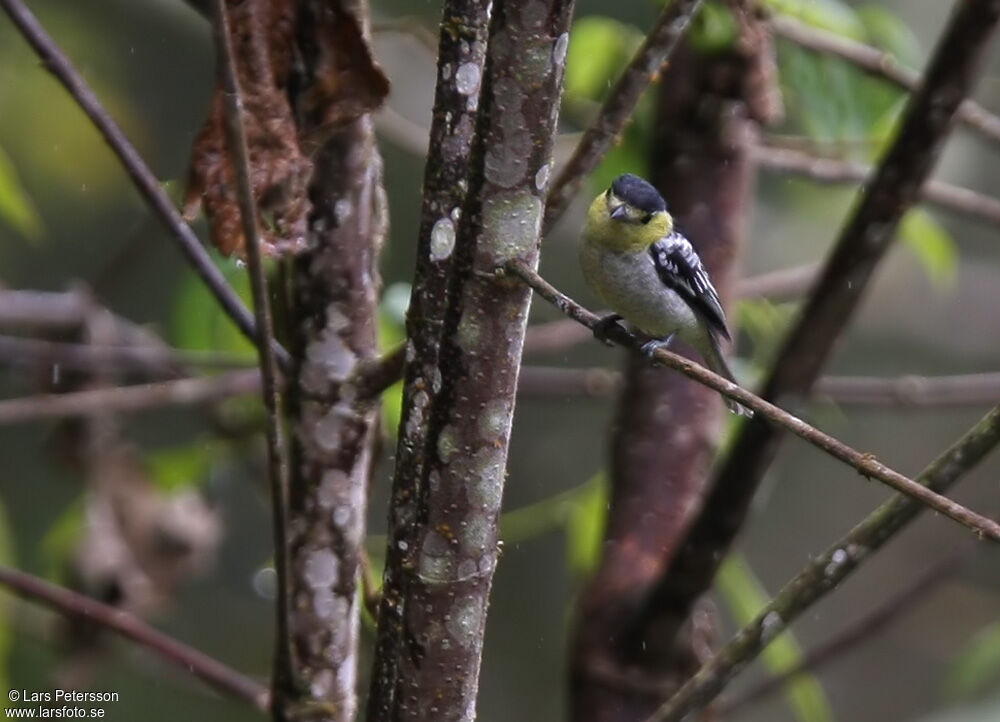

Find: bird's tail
[704,335,753,417]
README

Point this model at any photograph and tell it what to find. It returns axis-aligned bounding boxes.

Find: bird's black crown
[610,173,667,214]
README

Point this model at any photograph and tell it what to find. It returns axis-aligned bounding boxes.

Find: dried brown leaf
[295,0,391,147]
[184,0,312,257]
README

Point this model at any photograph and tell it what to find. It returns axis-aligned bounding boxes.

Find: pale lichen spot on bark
[481,191,543,264]
[317,469,349,509]
[437,424,461,463]
[314,403,353,453]
[760,610,784,643]
[446,599,482,648]
[456,310,484,351]
[466,446,505,510]
[311,668,335,698]
[553,32,569,67]
[304,548,340,588]
[455,62,482,96]
[535,162,552,192]
[460,513,491,555]
[430,217,457,261]
[478,398,512,441]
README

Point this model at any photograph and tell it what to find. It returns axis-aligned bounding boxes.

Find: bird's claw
[640,333,677,360]
[592,314,624,346]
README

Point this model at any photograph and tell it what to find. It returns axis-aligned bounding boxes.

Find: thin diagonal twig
[209,0,293,688]
[0,565,269,710]
[755,144,1000,229]
[503,259,1000,542]
[645,404,1000,722]
[0,0,290,370]
[770,14,1000,145]
[542,0,706,233]
[721,554,960,715]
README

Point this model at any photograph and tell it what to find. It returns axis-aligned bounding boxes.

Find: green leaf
[39,500,85,583]
[763,0,864,38]
[898,209,958,290]
[564,16,643,103]
[0,145,42,241]
[379,284,409,438]
[689,1,739,54]
[856,5,921,66]
[146,444,213,493]
[716,555,836,722]
[171,257,257,355]
[943,622,1000,702]
[564,474,607,577]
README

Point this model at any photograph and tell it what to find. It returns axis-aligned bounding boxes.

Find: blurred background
[1,1,999,720]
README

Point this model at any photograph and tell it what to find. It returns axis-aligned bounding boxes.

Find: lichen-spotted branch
[367,1,575,719]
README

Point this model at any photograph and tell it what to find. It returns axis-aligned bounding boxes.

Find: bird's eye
[641,214,653,225]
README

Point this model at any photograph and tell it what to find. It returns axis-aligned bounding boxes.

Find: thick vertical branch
[367,0,491,715]
[368,1,574,719]
[630,0,1000,655]
[277,1,387,719]
[569,7,778,721]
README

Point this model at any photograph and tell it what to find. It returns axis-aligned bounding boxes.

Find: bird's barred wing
[649,231,731,341]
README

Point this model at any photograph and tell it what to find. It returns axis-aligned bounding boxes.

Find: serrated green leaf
[898,209,957,290]
[0,145,42,241]
[717,555,836,722]
[943,622,1000,702]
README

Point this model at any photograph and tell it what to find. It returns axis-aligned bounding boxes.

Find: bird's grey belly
[580,245,701,339]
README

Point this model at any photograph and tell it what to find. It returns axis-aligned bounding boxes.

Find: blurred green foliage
[0,146,42,241]
[943,622,1000,703]
[717,554,835,722]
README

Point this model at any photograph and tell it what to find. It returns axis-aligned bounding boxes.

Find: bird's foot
[592,314,624,346]
[640,333,677,360]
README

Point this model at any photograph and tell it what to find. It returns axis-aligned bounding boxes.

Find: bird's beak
[610,205,629,221]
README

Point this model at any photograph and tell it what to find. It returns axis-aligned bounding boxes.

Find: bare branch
[815,372,1000,407]
[770,14,1000,145]
[504,260,1000,542]
[645,404,1000,722]
[369,0,574,718]
[543,0,707,233]
[209,0,294,705]
[0,335,255,376]
[0,565,269,710]
[634,0,1000,655]
[0,0,290,370]
[721,555,960,715]
[0,371,261,426]
[755,144,1000,229]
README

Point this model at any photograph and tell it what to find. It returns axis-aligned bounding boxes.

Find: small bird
[579,173,751,416]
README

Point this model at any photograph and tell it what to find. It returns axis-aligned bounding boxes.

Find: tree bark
[368,1,575,719]
[277,1,387,719]
[569,6,779,721]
